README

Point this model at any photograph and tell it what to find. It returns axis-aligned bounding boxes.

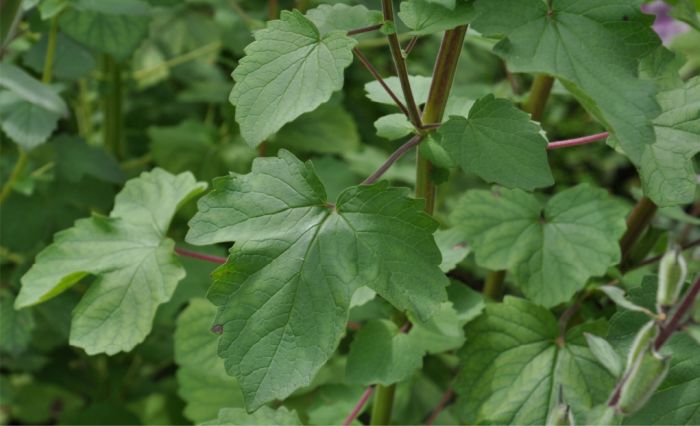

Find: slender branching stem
[353,47,412,119]
[547,132,609,149]
[363,135,423,185]
[343,386,375,426]
[381,0,423,129]
[404,36,419,56]
[348,24,383,36]
[425,388,454,425]
[620,196,658,267]
[0,147,27,205]
[629,237,700,270]
[524,75,554,121]
[174,247,226,264]
[42,16,58,84]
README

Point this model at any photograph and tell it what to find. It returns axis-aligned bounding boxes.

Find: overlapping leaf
[450,184,627,307]
[15,169,206,355]
[186,150,447,410]
[455,297,616,424]
[472,0,661,163]
[399,0,474,35]
[306,4,383,37]
[230,11,356,147]
[438,95,553,190]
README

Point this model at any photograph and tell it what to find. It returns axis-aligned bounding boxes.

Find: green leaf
[668,0,700,31]
[434,228,469,273]
[584,332,623,377]
[424,0,456,8]
[230,10,356,147]
[0,291,35,355]
[58,0,151,60]
[438,95,553,190]
[306,4,383,37]
[202,407,301,426]
[0,92,61,150]
[472,0,660,163]
[638,76,700,207]
[398,0,473,35]
[450,184,627,307]
[23,32,96,81]
[15,169,207,355]
[175,299,244,423]
[186,150,447,409]
[272,103,360,154]
[374,113,415,141]
[54,136,125,184]
[455,297,616,424]
[365,75,433,106]
[0,63,67,115]
[346,319,424,386]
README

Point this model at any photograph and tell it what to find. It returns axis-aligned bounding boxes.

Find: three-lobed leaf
[15,169,207,355]
[186,150,447,410]
[230,10,356,147]
[450,184,627,307]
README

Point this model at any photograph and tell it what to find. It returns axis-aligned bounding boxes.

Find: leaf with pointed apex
[450,184,627,307]
[455,297,616,425]
[59,0,151,60]
[230,10,356,147]
[202,407,301,426]
[306,4,383,37]
[364,75,433,106]
[15,169,207,355]
[399,0,474,35]
[438,95,553,190]
[346,319,424,386]
[186,150,447,410]
[175,299,244,423]
[639,76,700,207]
[472,0,661,163]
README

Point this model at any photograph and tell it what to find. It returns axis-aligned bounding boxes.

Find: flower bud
[656,247,687,311]
[614,348,670,415]
[625,320,658,371]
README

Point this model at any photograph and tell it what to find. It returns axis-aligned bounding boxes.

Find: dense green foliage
[1,0,699,425]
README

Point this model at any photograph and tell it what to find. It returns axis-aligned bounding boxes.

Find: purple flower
[641,0,690,44]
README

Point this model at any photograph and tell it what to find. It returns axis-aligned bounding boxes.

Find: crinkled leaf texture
[230,10,357,147]
[15,169,207,355]
[472,0,660,163]
[202,406,301,425]
[455,297,616,424]
[186,150,447,410]
[438,95,553,190]
[450,184,627,307]
[640,76,700,207]
[175,298,244,423]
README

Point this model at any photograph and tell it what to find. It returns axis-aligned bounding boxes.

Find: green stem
[42,16,58,84]
[524,74,554,121]
[102,55,123,159]
[417,26,467,213]
[381,0,423,129]
[0,147,27,205]
[370,384,396,425]
[483,270,506,300]
[619,196,658,267]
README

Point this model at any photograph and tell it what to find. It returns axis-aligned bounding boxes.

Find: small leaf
[374,113,414,141]
[584,332,623,377]
[450,184,627,307]
[15,169,207,355]
[230,10,356,147]
[438,94,554,190]
[599,285,655,317]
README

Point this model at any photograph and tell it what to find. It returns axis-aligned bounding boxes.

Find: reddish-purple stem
[654,274,700,350]
[353,48,411,119]
[174,247,226,264]
[363,135,424,185]
[347,24,383,36]
[343,386,375,426]
[547,132,609,150]
[425,388,454,425]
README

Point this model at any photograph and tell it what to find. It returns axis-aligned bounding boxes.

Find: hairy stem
[0,147,27,205]
[353,48,411,119]
[370,384,396,426]
[524,75,554,121]
[42,16,58,84]
[343,386,375,426]
[174,247,226,264]
[102,55,124,159]
[417,25,467,214]
[381,0,423,129]
[619,196,658,267]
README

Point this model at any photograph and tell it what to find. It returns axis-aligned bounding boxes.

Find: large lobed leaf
[455,297,616,424]
[15,169,207,355]
[230,10,356,147]
[450,184,627,307]
[186,150,447,410]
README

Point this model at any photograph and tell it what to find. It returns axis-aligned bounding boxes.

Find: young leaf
[584,332,623,377]
[230,10,356,147]
[202,407,301,426]
[471,0,661,163]
[450,184,627,307]
[15,169,207,355]
[455,297,616,424]
[399,0,474,35]
[186,150,447,410]
[599,285,655,317]
[306,4,383,37]
[175,299,244,423]
[639,76,700,207]
[437,95,554,190]
[346,319,424,386]
[58,0,151,60]
[374,113,415,141]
